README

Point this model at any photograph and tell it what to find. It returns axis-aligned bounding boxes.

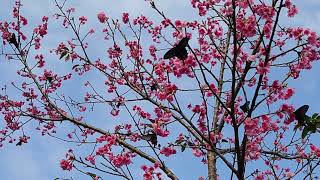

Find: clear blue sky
[0,0,320,179]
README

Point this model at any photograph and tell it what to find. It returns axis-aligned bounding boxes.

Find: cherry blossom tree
[1,0,320,179]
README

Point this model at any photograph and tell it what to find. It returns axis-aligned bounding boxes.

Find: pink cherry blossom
[97,11,108,23]
[160,146,176,157]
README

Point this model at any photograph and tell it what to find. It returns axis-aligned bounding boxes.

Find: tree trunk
[207,150,218,180]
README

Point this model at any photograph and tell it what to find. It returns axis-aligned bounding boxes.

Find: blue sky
[0,0,320,180]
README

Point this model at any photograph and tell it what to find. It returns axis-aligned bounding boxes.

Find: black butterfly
[163,37,190,60]
[294,105,310,129]
[9,33,19,50]
[240,101,250,113]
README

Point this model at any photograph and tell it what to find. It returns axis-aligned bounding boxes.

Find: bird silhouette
[9,33,19,50]
[163,37,190,60]
[141,132,157,146]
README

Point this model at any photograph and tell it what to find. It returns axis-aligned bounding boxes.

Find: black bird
[163,37,190,60]
[294,105,310,129]
[9,33,19,50]
[240,101,250,113]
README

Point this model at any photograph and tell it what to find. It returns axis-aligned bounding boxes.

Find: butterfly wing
[164,37,190,60]
[294,105,309,120]
[164,47,177,59]
[294,105,309,130]
[175,47,188,60]
[175,37,190,60]
[177,37,190,48]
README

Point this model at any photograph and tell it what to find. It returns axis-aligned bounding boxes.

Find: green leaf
[312,113,319,119]
[54,178,59,180]
[303,115,311,122]
[309,123,317,133]
[315,117,320,122]
[302,127,309,139]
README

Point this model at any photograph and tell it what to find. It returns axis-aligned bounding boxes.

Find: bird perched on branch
[9,33,19,50]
